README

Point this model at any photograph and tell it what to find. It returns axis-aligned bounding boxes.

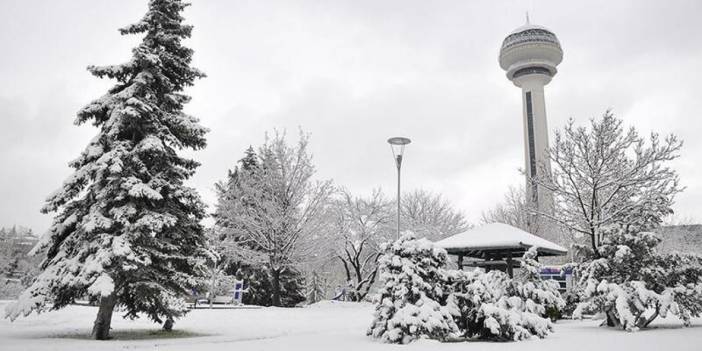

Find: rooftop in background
[656,224,702,255]
[434,222,568,257]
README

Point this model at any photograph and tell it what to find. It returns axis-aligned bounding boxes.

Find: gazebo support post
[506,256,514,278]
[457,254,463,270]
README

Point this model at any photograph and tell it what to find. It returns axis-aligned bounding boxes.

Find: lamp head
[387,137,411,169]
[387,137,411,146]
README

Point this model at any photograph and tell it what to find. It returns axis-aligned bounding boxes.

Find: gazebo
[434,222,567,277]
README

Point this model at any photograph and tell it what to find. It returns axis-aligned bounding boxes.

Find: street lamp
[387,137,411,240]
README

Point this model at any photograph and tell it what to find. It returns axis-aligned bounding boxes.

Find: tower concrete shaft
[517,75,553,223]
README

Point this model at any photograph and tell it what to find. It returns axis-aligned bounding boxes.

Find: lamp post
[387,137,411,240]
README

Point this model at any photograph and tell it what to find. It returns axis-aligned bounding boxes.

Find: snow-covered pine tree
[4,0,208,340]
[278,267,307,307]
[306,271,327,304]
[446,268,555,341]
[512,247,566,320]
[443,249,563,341]
[573,228,702,331]
[368,233,458,344]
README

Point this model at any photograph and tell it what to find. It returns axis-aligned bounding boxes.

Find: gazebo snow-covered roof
[436,222,567,257]
[434,222,567,277]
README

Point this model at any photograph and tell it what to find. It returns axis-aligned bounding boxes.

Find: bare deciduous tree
[330,189,393,301]
[401,189,470,240]
[220,131,334,306]
[533,111,683,257]
[480,186,533,232]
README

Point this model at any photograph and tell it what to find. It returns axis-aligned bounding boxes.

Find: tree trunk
[271,268,281,307]
[163,317,174,331]
[605,309,620,328]
[640,307,660,328]
[590,229,600,258]
[92,294,117,340]
[209,265,217,309]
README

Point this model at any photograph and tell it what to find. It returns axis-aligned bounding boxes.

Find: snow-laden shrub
[516,248,566,317]
[574,229,702,331]
[445,248,563,341]
[367,233,458,344]
[559,290,582,319]
[368,238,565,343]
[446,270,538,341]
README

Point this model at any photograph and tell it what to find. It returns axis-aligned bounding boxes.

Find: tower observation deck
[499,21,563,233]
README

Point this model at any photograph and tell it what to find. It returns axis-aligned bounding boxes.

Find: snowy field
[1,300,701,351]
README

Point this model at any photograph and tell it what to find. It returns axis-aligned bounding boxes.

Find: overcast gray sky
[1,0,701,233]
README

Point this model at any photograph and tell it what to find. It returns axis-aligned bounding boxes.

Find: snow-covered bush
[368,237,564,343]
[574,228,702,331]
[446,270,529,341]
[445,249,563,342]
[516,248,566,318]
[367,233,458,344]
[559,290,582,319]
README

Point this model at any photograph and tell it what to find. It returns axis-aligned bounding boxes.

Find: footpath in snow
[1,300,700,351]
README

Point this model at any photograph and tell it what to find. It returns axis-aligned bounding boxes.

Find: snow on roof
[509,23,554,35]
[434,222,567,256]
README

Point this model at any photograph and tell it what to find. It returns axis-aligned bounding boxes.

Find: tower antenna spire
[526,11,530,24]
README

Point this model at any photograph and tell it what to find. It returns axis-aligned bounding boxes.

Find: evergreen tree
[278,267,306,306]
[239,146,258,170]
[213,148,267,305]
[368,237,561,344]
[574,228,702,331]
[306,271,327,304]
[442,249,561,342]
[368,233,458,344]
[4,0,208,340]
[214,146,260,234]
[514,247,566,320]
[445,269,556,341]
[233,264,273,306]
[222,260,305,307]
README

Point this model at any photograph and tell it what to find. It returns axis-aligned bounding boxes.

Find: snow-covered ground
[1,300,700,351]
